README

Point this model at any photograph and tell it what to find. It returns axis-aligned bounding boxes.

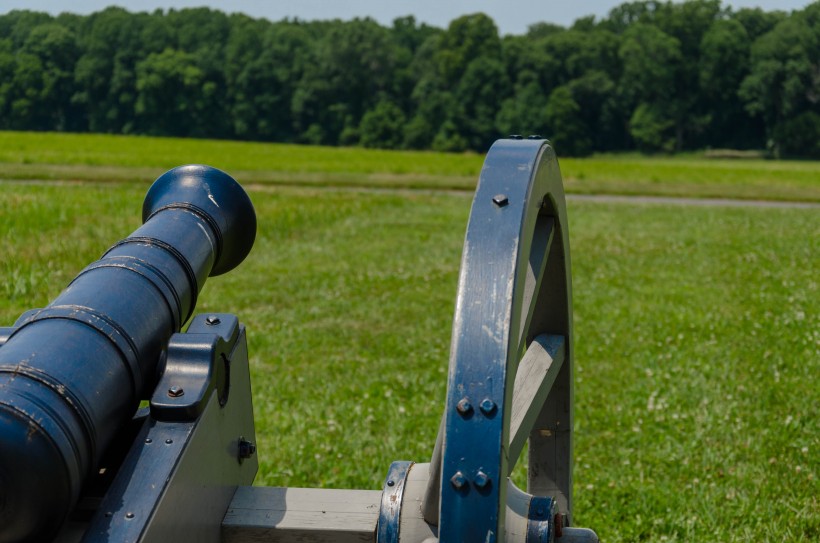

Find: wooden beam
[222,486,379,542]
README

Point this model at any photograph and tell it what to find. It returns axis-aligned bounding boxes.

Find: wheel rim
[437,138,574,541]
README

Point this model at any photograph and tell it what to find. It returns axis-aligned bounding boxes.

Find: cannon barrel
[0,166,256,542]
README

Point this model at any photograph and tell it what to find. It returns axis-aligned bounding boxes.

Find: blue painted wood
[439,138,571,542]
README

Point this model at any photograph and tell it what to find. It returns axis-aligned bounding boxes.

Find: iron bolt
[492,194,509,207]
[474,470,491,489]
[528,134,543,139]
[167,385,184,397]
[239,437,256,460]
[456,397,473,415]
[206,315,221,325]
[509,134,523,140]
[387,480,395,487]
[125,512,135,519]
[450,471,468,489]
[479,398,497,415]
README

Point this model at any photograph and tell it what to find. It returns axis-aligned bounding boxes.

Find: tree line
[0,1,818,157]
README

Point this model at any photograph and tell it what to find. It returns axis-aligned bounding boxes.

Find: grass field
[1,174,817,541]
[1,130,819,201]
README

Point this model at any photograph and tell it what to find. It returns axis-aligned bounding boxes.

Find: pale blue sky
[3,1,815,34]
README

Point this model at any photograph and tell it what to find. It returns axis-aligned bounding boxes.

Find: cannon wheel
[432,138,574,542]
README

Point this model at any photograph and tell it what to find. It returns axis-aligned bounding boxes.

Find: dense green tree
[72,8,171,133]
[526,21,565,40]
[740,4,820,157]
[618,23,682,150]
[454,56,510,150]
[0,39,14,126]
[435,13,502,84]
[0,10,53,48]
[732,7,787,41]
[7,23,79,130]
[0,2,816,156]
[603,1,663,33]
[359,99,406,148]
[545,85,591,155]
[391,15,439,54]
[135,48,209,136]
[775,111,820,157]
[699,19,750,106]
[699,18,760,148]
[543,28,621,83]
[292,18,398,144]
[225,18,310,141]
[629,102,675,152]
[568,70,625,151]
[500,34,562,95]
[406,14,506,151]
[495,71,549,138]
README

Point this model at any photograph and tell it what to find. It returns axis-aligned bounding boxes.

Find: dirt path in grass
[4,177,819,208]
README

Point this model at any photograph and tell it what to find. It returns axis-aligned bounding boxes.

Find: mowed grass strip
[1,131,819,201]
[1,181,817,542]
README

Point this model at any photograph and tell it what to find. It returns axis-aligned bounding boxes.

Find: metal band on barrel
[10,305,143,397]
[146,202,224,269]
[74,257,184,332]
[107,236,200,323]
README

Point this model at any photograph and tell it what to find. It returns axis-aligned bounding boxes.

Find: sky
[3,0,815,34]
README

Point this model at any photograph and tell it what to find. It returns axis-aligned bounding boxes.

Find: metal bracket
[74,314,257,543]
[150,313,240,421]
[527,496,557,543]
[377,461,415,543]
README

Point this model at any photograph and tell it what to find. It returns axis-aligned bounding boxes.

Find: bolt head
[527,134,543,139]
[492,194,508,207]
[450,471,468,489]
[206,315,221,325]
[554,513,564,538]
[456,397,473,415]
[387,480,395,487]
[168,385,184,397]
[479,398,496,415]
[508,134,524,140]
[238,437,256,460]
[474,470,491,489]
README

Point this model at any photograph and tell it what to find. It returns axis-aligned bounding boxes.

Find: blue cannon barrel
[0,166,256,543]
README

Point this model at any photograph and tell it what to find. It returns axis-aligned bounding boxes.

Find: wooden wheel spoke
[517,216,555,356]
[507,334,565,474]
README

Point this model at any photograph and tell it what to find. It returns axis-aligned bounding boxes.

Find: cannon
[0,138,598,543]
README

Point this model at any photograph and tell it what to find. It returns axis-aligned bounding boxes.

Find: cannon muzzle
[0,166,255,542]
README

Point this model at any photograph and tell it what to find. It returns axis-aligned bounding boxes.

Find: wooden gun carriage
[0,138,598,543]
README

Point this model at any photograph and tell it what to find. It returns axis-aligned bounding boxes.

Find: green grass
[561,154,820,202]
[1,130,818,201]
[1,179,817,541]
